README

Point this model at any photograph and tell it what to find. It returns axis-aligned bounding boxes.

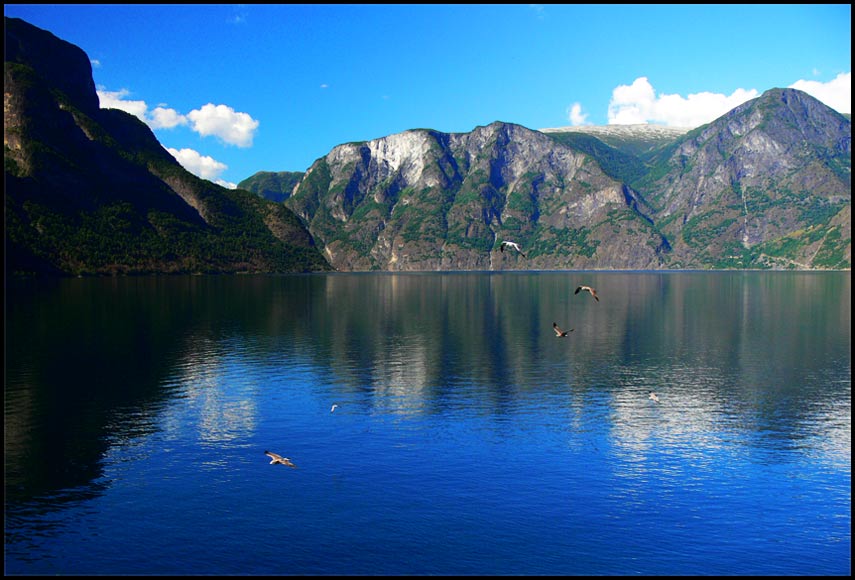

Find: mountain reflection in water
[5,271,851,575]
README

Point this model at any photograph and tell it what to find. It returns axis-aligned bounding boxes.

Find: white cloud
[566,102,589,126]
[97,89,187,130]
[97,90,260,147]
[148,106,188,130]
[97,89,149,121]
[167,147,235,189]
[607,77,759,127]
[91,59,101,69]
[790,71,851,115]
[215,178,238,189]
[186,104,259,148]
[604,74,851,128]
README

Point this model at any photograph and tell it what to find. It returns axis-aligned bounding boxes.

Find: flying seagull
[265,450,297,468]
[648,392,660,403]
[330,404,338,413]
[553,322,574,337]
[575,285,599,301]
[499,240,526,257]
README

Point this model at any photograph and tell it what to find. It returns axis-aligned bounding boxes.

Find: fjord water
[4,272,850,575]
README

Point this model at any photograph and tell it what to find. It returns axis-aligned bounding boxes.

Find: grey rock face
[287,89,850,271]
[288,122,669,271]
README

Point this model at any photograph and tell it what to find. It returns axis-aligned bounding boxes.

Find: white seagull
[499,240,526,257]
[575,285,600,302]
[265,450,297,468]
[330,404,338,413]
[648,392,660,403]
[553,322,574,337]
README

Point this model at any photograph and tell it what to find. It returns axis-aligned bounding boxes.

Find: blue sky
[5,4,851,189]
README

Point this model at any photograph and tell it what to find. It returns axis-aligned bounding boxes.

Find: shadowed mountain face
[237,171,305,204]
[4,17,331,277]
[5,16,850,274]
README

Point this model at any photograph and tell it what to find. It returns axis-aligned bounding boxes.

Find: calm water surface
[4,272,851,575]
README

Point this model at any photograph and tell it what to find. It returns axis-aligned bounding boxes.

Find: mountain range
[5,16,851,276]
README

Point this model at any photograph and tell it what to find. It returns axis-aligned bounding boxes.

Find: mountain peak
[4,16,100,116]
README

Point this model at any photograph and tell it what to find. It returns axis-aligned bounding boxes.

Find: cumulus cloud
[97,88,149,120]
[566,102,589,126]
[186,103,259,148]
[167,147,236,189]
[98,89,187,130]
[790,71,850,115]
[148,106,188,130]
[607,77,759,127]
[97,89,256,188]
[97,89,260,147]
[603,74,851,128]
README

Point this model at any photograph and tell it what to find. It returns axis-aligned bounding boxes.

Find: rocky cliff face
[286,90,850,271]
[4,17,331,276]
[287,122,670,271]
[4,16,99,118]
[638,88,850,269]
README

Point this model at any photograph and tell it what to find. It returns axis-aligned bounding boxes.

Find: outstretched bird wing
[265,450,297,467]
[576,285,599,301]
[500,241,525,255]
[553,322,573,336]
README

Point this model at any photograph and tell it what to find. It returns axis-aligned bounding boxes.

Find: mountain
[283,91,850,271]
[5,16,850,274]
[4,17,332,276]
[540,124,693,157]
[285,122,671,270]
[237,171,305,203]
[635,89,851,269]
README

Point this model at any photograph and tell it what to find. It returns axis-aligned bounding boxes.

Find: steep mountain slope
[285,122,671,271]
[284,90,849,271]
[4,17,331,276]
[237,171,305,203]
[635,88,850,268]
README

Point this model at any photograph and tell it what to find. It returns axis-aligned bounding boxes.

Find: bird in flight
[265,450,297,468]
[499,240,526,257]
[553,322,574,337]
[648,392,660,403]
[575,285,599,301]
[330,404,338,413]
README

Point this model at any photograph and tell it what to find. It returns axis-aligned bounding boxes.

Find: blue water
[4,272,851,575]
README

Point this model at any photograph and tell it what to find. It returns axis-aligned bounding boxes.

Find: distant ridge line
[538,124,694,137]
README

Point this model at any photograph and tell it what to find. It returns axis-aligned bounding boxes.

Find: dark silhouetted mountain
[4,16,331,276]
